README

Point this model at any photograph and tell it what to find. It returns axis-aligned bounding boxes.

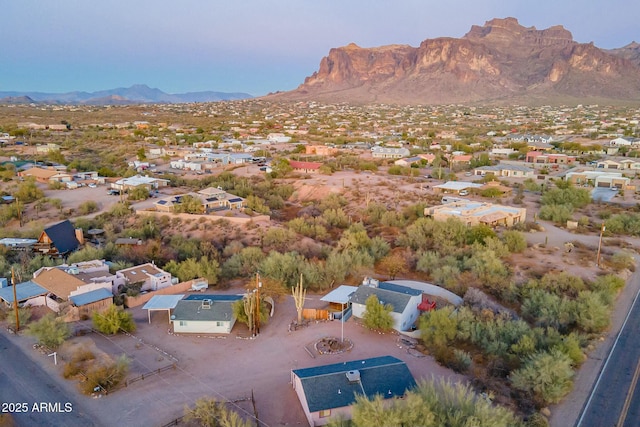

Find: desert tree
[27,313,71,348]
[362,294,394,332]
[510,349,574,406]
[92,305,136,334]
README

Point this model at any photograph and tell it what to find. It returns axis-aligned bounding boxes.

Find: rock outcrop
[268,17,640,105]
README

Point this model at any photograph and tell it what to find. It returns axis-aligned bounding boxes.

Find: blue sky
[2,1,638,96]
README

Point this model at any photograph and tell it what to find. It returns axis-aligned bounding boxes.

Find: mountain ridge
[0,84,253,105]
[266,17,640,105]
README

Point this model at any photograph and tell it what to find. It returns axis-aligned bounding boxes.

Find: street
[0,333,99,427]
[576,271,640,427]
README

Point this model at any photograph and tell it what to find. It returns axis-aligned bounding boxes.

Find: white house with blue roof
[291,355,416,427]
[350,280,423,332]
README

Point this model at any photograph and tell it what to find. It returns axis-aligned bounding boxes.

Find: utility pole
[11,267,19,332]
[596,223,606,268]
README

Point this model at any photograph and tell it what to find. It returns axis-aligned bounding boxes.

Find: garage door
[597,182,610,187]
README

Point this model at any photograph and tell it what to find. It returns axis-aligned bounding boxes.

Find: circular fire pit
[314,336,353,355]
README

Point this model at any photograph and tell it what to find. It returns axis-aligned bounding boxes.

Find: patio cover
[142,294,185,324]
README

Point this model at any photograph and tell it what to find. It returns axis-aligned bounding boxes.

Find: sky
[2,0,638,97]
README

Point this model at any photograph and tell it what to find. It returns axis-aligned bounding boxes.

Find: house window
[179,321,187,327]
[216,321,223,327]
[319,409,331,418]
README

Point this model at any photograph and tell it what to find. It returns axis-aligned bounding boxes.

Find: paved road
[576,272,640,427]
[0,333,99,427]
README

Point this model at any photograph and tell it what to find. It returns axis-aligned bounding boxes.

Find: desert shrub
[26,313,71,348]
[526,412,550,427]
[80,354,130,394]
[604,212,640,236]
[609,251,636,272]
[573,291,611,333]
[538,204,574,224]
[540,186,591,209]
[502,230,527,253]
[6,307,31,330]
[321,208,350,228]
[510,349,574,406]
[420,306,458,349]
[163,256,220,284]
[92,305,136,334]
[63,347,96,379]
[78,200,98,215]
[350,378,522,427]
[184,397,252,427]
[451,349,472,373]
[221,246,266,279]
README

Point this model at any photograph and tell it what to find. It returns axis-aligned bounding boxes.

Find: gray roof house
[170,294,243,334]
[350,281,423,332]
[291,355,416,427]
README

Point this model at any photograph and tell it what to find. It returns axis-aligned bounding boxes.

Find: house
[425,201,527,227]
[0,280,47,307]
[115,263,173,292]
[17,167,72,184]
[394,157,422,167]
[350,280,423,332]
[290,160,323,174]
[154,187,246,213]
[170,294,243,334]
[305,145,338,156]
[111,175,169,192]
[596,160,623,170]
[565,170,632,190]
[34,220,81,256]
[610,137,640,147]
[433,181,483,195]
[473,164,535,178]
[291,355,416,427]
[371,147,410,159]
[0,238,37,251]
[525,152,576,165]
[32,264,114,301]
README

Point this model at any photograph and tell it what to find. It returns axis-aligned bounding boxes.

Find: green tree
[27,313,71,348]
[13,177,44,203]
[174,195,204,214]
[184,397,252,427]
[510,349,574,405]
[362,294,394,332]
[92,305,136,334]
[419,306,458,349]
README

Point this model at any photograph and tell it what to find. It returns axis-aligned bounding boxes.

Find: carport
[142,294,185,324]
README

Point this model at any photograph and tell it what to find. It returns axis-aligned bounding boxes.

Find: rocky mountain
[0,84,252,105]
[268,17,640,105]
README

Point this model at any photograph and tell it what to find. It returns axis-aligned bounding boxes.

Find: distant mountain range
[267,17,640,105]
[0,84,253,105]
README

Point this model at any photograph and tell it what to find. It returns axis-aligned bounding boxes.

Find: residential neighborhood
[0,100,639,427]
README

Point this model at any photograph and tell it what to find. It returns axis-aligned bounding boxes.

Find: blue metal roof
[378,282,422,296]
[69,288,113,306]
[183,294,243,302]
[0,281,47,304]
[292,356,416,412]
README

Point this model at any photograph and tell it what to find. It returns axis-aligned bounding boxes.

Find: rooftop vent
[346,370,360,383]
[67,267,80,275]
[202,299,212,309]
